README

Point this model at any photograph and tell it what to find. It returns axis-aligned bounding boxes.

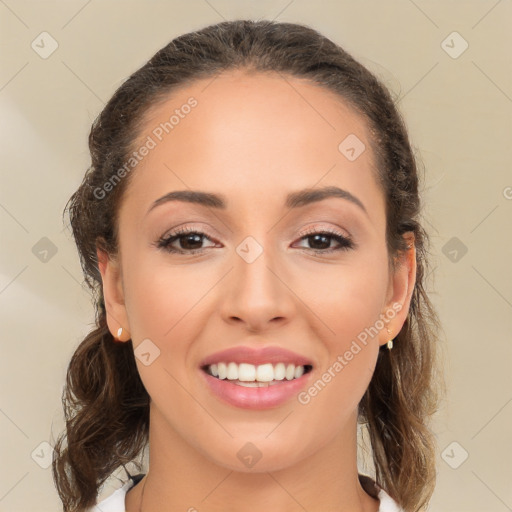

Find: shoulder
[358,474,405,512]
[86,474,144,512]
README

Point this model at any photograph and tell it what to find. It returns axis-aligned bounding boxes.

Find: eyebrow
[146,185,368,217]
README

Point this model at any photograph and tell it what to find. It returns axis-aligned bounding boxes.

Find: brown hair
[53,19,444,512]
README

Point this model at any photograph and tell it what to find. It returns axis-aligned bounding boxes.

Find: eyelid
[159,222,350,243]
[160,222,218,239]
[297,223,350,239]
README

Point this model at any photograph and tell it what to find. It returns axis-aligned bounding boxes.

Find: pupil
[182,234,202,249]
[309,234,329,250]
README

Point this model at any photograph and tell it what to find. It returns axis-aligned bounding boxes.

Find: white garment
[89,474,404,512]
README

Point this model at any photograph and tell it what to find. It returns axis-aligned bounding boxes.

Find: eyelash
[155,226,355,255]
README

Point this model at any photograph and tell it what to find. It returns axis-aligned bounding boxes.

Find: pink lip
[199,368,314,410]
[199,345,314,368]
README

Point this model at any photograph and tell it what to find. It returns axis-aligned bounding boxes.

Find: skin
[97,69,416,512]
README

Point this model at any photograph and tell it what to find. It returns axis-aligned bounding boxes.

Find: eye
[155,226,355,255]
[156,226,217,254]
[293,227,355,254]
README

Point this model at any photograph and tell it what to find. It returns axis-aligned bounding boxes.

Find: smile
[199,363,314,409]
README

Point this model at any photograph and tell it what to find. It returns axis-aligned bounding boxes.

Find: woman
[53,19,443,512]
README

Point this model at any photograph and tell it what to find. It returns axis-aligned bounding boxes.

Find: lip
[199,345,314,368]
[199,367,314,410]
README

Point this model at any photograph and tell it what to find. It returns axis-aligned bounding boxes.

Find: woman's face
[98,70,415,472]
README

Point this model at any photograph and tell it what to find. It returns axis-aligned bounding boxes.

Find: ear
[96,242,131,341]
[378,232,417,347]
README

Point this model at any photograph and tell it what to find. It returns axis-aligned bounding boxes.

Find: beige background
[1,1,511,511]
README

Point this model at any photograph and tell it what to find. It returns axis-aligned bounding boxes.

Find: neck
[126,404,380,512]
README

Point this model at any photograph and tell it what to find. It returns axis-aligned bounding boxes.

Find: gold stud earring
[386,327,394,350]
[113,327,131,343]
[113,327,124,342]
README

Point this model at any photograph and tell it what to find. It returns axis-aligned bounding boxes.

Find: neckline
[124,472,387,506]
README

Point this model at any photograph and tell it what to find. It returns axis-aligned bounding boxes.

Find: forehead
[139,69,370,160]
[120,70,383,224]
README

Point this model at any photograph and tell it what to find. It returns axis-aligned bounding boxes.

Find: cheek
[123,256,206,341]
[294,254,387,404]
[122,256,219,395]
[122,260,208,406]
[296,251,389,340]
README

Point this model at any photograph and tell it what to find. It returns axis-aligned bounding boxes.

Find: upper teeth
[207,362,307,382]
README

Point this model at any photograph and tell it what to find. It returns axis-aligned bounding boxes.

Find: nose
[219,244,294,333]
